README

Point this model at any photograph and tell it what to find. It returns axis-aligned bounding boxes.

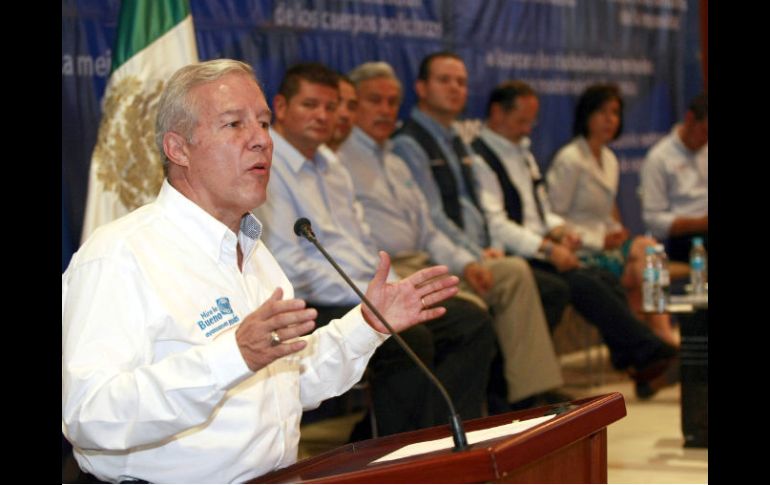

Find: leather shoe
[539,390,574,405]
[509,390,574,411]
[632,355,680,400]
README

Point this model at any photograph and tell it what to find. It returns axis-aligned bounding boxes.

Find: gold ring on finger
[270,330,281,346]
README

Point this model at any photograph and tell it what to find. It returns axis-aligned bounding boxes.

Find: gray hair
[347,61,403,97]
[155,59,257,173]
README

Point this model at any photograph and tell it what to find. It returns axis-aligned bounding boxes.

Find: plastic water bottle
[642,245,659,312]
[654,244,670,312]
[689,237,707,295]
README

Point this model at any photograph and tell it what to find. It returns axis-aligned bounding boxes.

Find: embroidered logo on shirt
[197,297,240,338]
[216,297,234,315]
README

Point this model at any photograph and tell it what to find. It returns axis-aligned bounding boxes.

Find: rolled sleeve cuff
[452,252,477,276]
[332,304,390,356]
[519,232,546,257]
[581,231,605,252]
[654,214,677,239]
[545,213,565,231]
[206,330,254,390]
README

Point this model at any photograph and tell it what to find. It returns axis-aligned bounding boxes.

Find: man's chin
[250,193,268,210]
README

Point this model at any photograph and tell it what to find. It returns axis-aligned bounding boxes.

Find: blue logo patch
[196,297,240,338]
[217,297,233,315]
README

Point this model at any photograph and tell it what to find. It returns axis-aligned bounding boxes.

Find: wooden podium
[251,392,626,483]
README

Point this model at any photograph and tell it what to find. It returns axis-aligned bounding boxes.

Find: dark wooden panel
[251,392,626,484]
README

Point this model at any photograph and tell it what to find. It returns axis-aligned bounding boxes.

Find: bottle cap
[693,236,703,246]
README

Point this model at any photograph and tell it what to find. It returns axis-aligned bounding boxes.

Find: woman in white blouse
[546,84,677,347]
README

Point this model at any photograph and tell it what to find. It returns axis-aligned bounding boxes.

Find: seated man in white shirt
[61,59,459,484]
[640,93,708,263]
[470,79,680,398]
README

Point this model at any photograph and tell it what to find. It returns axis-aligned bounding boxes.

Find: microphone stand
[294,218,468,451]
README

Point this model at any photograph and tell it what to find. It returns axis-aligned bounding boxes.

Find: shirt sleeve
[543,211,566,232]
[545,153,581,217]
[298,305,389,409]
[393,158,477,274]
[336,161,400,284]
[392,135,484,259]
[474,156,544,257]
[537,184,566,230]
[62,257,253,451]
[640,153,676,239]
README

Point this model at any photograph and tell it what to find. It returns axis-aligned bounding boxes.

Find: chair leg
[358,371,378,438]
[584,321,595,387]
[368,397,378,439]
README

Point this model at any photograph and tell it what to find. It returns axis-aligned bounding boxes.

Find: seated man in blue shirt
[254,62,497,437]
[641,93,708,263]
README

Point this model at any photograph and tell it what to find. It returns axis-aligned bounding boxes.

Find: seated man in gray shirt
[640,93,708,263]
[338,61,567,411]
[254,62,497,437]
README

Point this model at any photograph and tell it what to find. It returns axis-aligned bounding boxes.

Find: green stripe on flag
[111,0,191,72]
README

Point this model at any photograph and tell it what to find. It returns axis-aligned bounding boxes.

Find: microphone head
[293,217,313,238]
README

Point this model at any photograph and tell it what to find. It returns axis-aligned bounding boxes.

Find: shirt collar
[411,107,458,143]
[574,135,589,154]
[574,135,616,190]
[270,127,330,174]
[157,179,264,265]
[351,126,391,159]
[670,123,703,159]
[480,125,530,153]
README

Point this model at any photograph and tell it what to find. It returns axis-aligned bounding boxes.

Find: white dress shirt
[62,180,386,483]
[640,124,708,239]
[475,126,565,257]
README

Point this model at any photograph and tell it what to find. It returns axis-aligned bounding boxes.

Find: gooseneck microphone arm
[293,217,469,452]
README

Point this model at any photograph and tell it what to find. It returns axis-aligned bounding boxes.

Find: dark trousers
[527,260,672,370]
[309,297,496,436]
[526,266,571,331]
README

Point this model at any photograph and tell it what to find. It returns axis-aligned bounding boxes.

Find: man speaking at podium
[61,59,460,484]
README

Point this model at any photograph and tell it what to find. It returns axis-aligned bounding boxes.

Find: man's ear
[683,110,696,126]
[488,103,503,123]
[414,79,427,101]
[272,94,287,124]
[163,131,191,168]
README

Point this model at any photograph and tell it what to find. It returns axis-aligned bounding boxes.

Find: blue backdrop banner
[62,0,704,268]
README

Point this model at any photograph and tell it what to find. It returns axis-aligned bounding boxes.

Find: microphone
[293,217,469,452]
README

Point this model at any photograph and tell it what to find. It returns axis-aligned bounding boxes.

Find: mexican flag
[81,0,199,242]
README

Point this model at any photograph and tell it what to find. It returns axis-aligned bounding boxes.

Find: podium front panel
[252,392,626,484]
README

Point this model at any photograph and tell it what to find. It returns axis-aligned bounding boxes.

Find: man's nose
[250,124,270,150]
